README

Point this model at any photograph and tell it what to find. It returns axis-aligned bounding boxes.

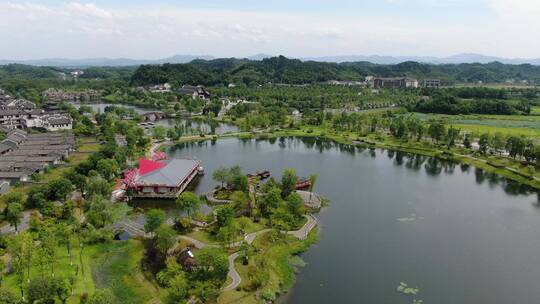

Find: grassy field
[413,110,540,137]
[2,240,161,304]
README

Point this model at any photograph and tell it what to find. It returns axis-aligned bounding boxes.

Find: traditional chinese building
[129,158,203,198]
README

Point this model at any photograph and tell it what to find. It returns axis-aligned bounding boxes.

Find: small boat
[295,178,311,190]
[197,166,205,175]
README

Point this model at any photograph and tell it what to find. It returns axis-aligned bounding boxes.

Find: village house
[0,130,75,184]
[0,89,73,130]
[177,85,211,100]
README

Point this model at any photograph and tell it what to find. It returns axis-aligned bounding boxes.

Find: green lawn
[412,112,540,137]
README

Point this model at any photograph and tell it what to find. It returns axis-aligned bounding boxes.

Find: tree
[145,209,166,233]
[479,133,490,154]
[26,185,49,209]
[506,136,525,159]
[3,192,25,208]
[230,191,249,213]
[195,247,229,281]
[48,178,73,201]
[176,192,201,218]
[156,258,184,287]
[85,197,113,228]
[88,289,116,304]
[212,167,230,188]
[0,288,18,304]
[446,126,460,148]
[463,133,472,149]
[4,202,23,232]
[28,276,56,303]
[281,168,298,199]
[427,120,446,143]
[217,221,241,247]
[216,206,234,227]
[166,273,189,303]
[492,132,506,155]
[86,175,111,199]
[286,192,304,217]
[152,126,167,140]
[258,186,282,218]
[96,159,119,180]
[55,279,71,304]
[153,224,176,255]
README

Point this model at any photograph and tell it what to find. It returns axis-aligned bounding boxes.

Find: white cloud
[0,1,539,59]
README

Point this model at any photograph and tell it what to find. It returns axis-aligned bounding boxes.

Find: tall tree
[281,168,298,199]
[175,192,201,218]
[212,167,230,188]
[4,203,23,232]
[153,224,176,256]
[145,209,166,233]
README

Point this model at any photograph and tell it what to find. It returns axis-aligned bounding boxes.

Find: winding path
[223,214,319,291]
[223,252,241,291]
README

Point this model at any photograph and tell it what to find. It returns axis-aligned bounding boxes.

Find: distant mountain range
[2,53,540,67]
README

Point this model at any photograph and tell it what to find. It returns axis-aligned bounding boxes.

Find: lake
[69,101,239,135]
[167,137,540,304]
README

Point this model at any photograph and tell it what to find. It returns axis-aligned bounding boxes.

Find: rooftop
[136,158,200,187]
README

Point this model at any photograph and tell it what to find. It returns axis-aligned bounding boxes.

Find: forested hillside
[131,56,540,86]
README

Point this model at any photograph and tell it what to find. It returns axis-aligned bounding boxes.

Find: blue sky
[0,0,538,59]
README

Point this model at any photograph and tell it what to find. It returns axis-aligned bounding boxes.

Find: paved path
[287,214,319,240]
[223,252,241,291]
[223,216,319,291]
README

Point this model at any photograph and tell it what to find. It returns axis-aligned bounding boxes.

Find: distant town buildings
[70,70,85,78]
[42,88,102,102]
[373,77,419,89]
[327,80,365,86]
[423,79,442,88]
[149,83,172,93]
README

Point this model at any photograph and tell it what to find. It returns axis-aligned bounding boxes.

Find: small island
[127,160,323,304]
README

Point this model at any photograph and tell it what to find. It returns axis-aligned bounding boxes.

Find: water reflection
[170,137,538,198]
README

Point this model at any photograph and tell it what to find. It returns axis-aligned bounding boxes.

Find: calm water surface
[70,102,238,134]
[167,137,540,304]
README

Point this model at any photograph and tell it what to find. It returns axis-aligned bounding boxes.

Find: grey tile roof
[137,159,200,187]
[0,171,29,178]
[0,143,12,153]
